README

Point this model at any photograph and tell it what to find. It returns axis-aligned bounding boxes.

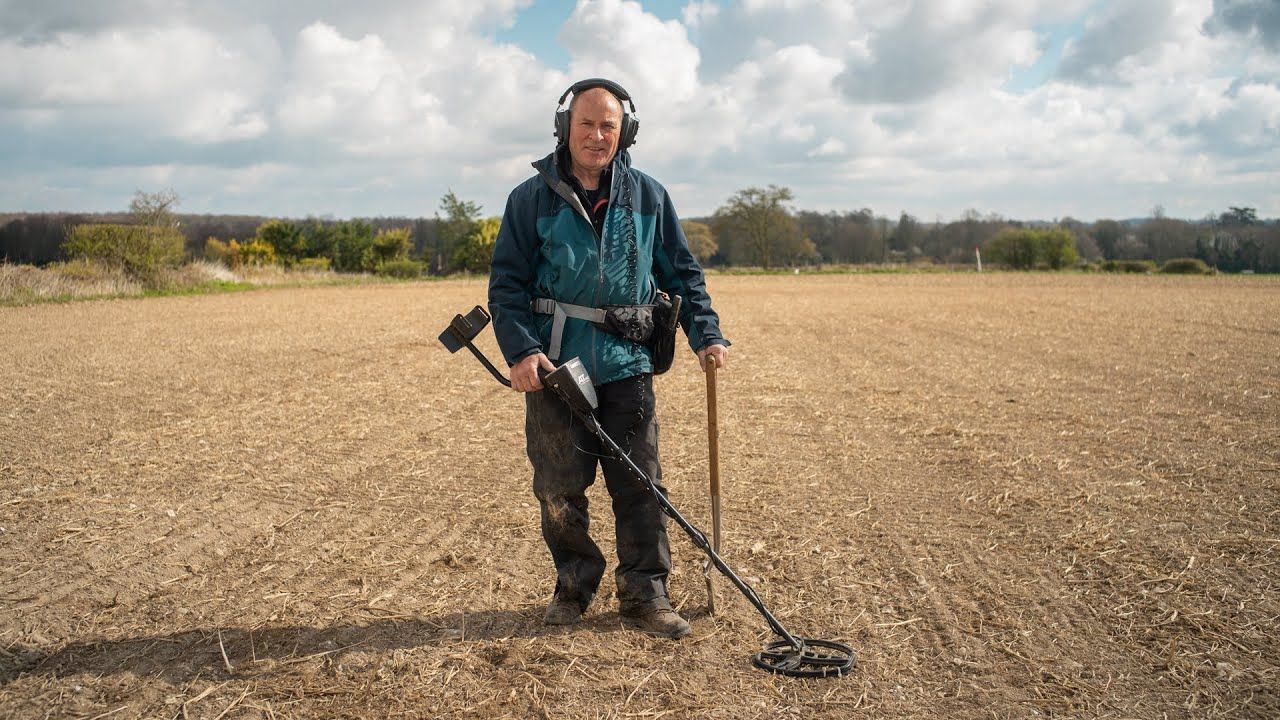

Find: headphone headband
[556,78,638,115]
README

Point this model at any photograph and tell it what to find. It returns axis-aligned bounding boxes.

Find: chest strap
[532,298,607,360]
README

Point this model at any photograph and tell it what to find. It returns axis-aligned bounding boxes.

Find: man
[488,79,729,639]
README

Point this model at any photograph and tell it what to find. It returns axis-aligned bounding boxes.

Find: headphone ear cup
[554,109,570,145]
[619,114,639,149]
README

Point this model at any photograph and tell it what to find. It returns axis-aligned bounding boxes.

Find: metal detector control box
[542,357,598,413]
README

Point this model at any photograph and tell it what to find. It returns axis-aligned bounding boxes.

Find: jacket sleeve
[651,188,730,352]
[487,187,543,365]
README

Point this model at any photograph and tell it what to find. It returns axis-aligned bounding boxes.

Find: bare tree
[129,189,181,228]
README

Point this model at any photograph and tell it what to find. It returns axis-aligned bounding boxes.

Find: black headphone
[554,78,639,150]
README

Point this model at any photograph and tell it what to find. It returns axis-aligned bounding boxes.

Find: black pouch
[648,292,682,375]
[601,304,655,344]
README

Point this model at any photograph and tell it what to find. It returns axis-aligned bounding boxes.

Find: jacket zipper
[535,158,616,380]
[589,162,620,379]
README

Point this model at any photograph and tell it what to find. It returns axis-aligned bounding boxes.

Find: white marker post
[975,246,983,273]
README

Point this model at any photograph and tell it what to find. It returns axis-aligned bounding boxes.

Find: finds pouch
[648,292,681,375]
[601,304,656,344]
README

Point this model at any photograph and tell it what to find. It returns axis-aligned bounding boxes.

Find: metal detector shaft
[465,343,512,388]
[579,412,802,650]
[438,306,513,388]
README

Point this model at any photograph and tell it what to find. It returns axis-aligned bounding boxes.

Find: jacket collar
[532,146,632,185]
[532,147,633,224]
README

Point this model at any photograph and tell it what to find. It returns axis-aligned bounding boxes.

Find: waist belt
[533,295,680,374]
[533,297,657,360]
[532,298,607,360]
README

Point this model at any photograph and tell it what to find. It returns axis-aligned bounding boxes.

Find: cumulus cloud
[689,0,864,78]
[1057,0,1183,84]
[0,0,1276,219]
[1204,0,1280,51]
[276,22,447,155]
[836,0,1081,103]
[0,24,277,143]
[561,0,700,103]
[0,0,173,40]
[682,0,719,29]
[1177,79,1280,154]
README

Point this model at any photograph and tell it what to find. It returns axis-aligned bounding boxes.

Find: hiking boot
[622,608,692,639]
[543,596,583,625]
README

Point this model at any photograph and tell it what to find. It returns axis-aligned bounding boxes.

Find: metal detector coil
[437,306,856,678]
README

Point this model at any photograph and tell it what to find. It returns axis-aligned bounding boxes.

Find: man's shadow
[1,605,672,687]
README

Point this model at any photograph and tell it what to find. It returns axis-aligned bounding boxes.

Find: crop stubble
[1,274,1277,719]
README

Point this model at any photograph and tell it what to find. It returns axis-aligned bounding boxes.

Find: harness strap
[532,298,607,360]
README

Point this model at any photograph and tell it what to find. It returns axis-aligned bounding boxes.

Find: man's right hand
[511,352,556,392]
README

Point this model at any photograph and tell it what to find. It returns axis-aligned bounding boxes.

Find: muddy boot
[544,596,584,625]
[622,607,691,639]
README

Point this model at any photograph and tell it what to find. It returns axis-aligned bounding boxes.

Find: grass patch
[376,258,425,278]
[141,279,260,299]
[1,261,141,306]
[0,260,429,307]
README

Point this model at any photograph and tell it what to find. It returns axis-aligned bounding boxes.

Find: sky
[1,0,1277,222]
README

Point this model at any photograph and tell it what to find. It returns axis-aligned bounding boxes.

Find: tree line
[3,187,1276,274]
[691,189,1277,273]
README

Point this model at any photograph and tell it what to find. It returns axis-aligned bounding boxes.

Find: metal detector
[439,306,856,678]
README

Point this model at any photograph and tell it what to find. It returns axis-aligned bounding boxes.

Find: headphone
[554,78,639,150]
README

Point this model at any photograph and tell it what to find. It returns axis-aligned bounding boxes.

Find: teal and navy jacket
[488,148,728,386]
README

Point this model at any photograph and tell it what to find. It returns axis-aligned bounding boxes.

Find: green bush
[204,237,234,265]
[255,220,306,265]
[299,221,340,261]
[372,227,413,264]
[238,239,276,266]
[1040,229,1079,270]
[1100,259,1157,273]
[376,258,424,278]
[1159,257,1213,275]
[63,223,185,278]
[452,217,501,273]
[332,220,376,272]
[983,228,1078,270]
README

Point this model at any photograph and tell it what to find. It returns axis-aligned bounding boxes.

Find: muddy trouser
[525,373,672,616]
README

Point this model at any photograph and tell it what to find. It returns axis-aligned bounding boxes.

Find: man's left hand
[697,343,729,370]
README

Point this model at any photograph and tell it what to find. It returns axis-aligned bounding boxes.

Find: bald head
[568,87,624,124]
[566,87,625,188]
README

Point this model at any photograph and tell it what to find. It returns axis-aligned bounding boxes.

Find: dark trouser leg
[526,387,605,611]
[596,374,673,615]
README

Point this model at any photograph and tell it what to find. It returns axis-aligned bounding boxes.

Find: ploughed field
[2,274,1277,719]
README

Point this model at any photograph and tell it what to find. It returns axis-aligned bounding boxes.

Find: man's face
[567,88,623,178]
